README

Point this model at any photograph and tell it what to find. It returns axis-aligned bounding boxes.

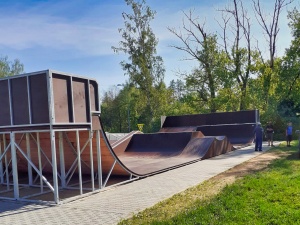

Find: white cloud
[0,3,123,57]
[0,0,297,90]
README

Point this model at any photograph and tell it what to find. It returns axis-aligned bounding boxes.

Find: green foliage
[112,0,165,91]
[112,0,169,132]
[101,83,174,133]
[277,8,300,115]
[0,55,24,77]
[101,87,123,132]
[105,2,300,133]
[170,18,230,112]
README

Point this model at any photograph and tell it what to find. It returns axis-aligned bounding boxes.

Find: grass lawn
[119,141,300,225]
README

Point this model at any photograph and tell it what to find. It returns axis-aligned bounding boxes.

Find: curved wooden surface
[12,116,237,177]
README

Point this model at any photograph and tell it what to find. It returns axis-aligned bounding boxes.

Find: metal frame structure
[0,70,137,204]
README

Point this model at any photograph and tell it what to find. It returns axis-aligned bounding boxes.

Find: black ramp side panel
[89,81,99,112]
[125,132,193,153]
[11,77,30,125]
[29,74,50,124]
[163,114,206,127]
[205,110,256,125]
[159,126,197,132]
[0,80,11,126]
[163,110,257,127]
[197,124,255,144]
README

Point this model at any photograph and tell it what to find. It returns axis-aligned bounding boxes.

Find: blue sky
[0,0,298,94]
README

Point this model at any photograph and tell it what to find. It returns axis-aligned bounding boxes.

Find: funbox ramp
[0,70,251,179]
[116,132,233,175]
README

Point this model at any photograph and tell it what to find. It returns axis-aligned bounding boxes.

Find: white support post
[50,130,59,204]
[0,139,3,184]
[96,130,102,189]
[89,130,95,191]
[3,134,9,189]
[59,132,66,188]
[36,132,43,192]
[76,130,83,195]
[10,132,19,199]
[26,133,33,186]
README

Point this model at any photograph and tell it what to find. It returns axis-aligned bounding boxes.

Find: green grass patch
[119,141,300,225]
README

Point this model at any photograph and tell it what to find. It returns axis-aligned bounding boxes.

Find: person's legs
[288,135,292,146]
[258,138,262,151]
[255,139,258,151]
[270,133,274,146]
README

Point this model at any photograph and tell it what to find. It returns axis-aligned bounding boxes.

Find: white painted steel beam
[76,130,83,195]
[0,139,3,183]
[10,132,19,199]
[36,132,44,192]
[59,132,66,188]
[26,133,33,186]
[50,130,59,204]
[89,130,95,191]
[96,130,102,189]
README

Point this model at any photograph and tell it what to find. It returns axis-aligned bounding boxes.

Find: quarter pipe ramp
[0,70,257,203]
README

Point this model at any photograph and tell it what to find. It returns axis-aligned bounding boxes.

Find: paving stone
[0,142,276,225]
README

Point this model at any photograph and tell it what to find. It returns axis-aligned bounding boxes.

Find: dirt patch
[199,150,287,197]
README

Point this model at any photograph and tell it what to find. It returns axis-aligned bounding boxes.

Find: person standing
[266,121,274,146]
[254,122,264,151]
[286,122,293,147]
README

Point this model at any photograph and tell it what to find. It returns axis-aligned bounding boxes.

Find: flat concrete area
[0,142,277,225]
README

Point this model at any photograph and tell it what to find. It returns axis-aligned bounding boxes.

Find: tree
[100,87,122,132]
[112,0,166,132]
[253,0,294,108]
[0,56,24,78]
[276,7,300,115]
[168,79,186,101]
[168,10,229,112]
[218,0,257,110]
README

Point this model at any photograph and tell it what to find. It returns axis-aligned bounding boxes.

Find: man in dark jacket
[265,121,274,146]
[254,122,264,151]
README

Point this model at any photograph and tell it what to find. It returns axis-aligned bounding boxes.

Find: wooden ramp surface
[13,117,235,177]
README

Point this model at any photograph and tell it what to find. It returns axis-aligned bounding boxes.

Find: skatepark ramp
[118,132,233,175]
[0,70,256,204]
[160,110,259,145]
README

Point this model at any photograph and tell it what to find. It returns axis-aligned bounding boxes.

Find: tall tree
[253,0,294,108]
[277,7,300,107]
[112,0,166,131]
[218,0,256,110]
[0,56,24,78]
[168,10,228,112]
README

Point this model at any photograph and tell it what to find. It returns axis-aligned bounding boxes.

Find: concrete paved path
[0,142,277,225]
